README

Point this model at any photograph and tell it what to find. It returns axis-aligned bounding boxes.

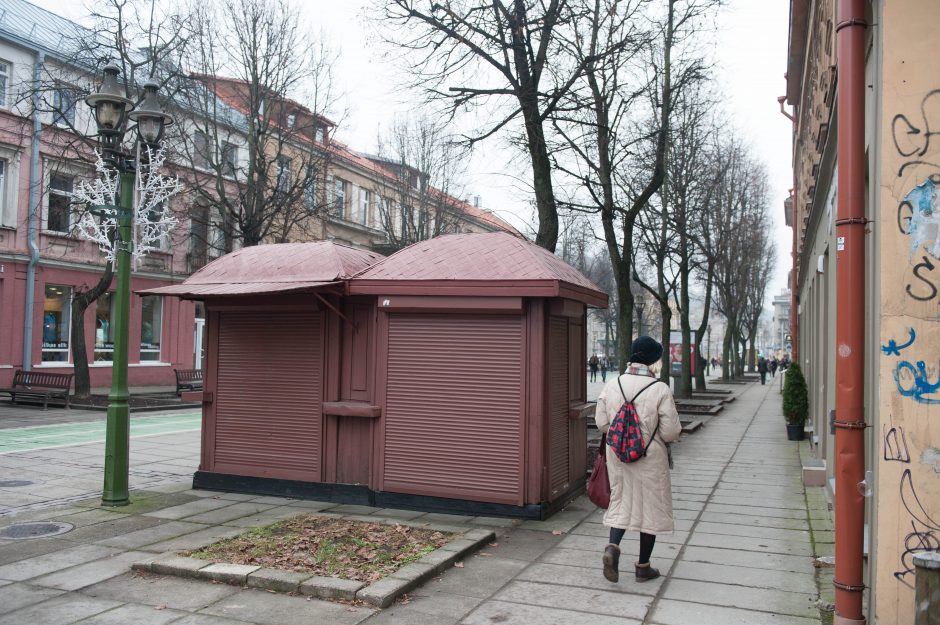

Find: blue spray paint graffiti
[881,328,940,404]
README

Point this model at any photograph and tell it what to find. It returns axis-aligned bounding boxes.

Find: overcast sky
[32,0,794,297]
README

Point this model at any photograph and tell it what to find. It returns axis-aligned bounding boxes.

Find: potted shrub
[782,362,808,440]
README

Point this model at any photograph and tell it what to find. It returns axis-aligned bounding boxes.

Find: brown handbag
[587,432,611,508]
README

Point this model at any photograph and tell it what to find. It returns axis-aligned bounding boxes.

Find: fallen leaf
[454,561,465,568]
[552,530,563,535]
[488,542,499,547]
[155,605,166,611]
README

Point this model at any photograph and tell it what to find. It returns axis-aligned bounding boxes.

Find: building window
[0,159,6,218]
[287,113,296,128]
[94,292,115,362]
[315,126,326,143]
[354,187,370,225]
[0,62,8,107]
[304,166,317,211]
[53,88,77,127]
[147,200,169,250]
[276,156,291,193]
[139,295,162,361]
[332,177,347,219]
[193,130,210,169]
[42,285,71,362]
[47,173,73,232]
[221,141,237,177]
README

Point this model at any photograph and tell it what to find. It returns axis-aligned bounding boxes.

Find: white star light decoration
[73,145,182,267]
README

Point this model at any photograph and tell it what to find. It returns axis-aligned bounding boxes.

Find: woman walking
[594,336,682,583]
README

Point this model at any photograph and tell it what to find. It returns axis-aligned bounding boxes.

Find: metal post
[101,170,134,506]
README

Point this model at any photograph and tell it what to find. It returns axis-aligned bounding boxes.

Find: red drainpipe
[777,95,798,362]
[834,0,867,623]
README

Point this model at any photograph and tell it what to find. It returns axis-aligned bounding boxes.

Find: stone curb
[130,527,496,608]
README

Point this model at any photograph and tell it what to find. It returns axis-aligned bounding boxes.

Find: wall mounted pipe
[833,1,868,623]
[22,49,44,372]
[777,94,798,362]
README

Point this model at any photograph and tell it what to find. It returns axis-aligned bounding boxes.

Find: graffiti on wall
[893,89,940,302]
[894,468,940,587]
[881,328,940,404]
[883,424,911,464]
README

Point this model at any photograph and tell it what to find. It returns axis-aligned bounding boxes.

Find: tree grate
[0,522,74,540]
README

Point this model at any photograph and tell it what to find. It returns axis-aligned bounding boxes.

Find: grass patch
[183,515,453,583]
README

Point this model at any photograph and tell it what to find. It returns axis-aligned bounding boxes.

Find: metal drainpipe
[834,0,868,624]
[778,94,799,363]
[22,49,44,372]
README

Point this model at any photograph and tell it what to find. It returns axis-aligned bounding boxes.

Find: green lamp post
[85,64,173,506]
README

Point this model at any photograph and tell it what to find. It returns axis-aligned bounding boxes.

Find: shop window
[47,174,73,232]
[139,295,162,361]
[94,292,115,362]
[41,285,71,362]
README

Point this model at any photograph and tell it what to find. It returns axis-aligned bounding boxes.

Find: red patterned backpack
[607,379,660,463]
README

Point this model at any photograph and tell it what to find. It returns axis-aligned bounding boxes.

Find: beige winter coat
[594,371,682,534]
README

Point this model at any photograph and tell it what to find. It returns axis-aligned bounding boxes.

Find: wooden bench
[0,370,73,410]
[174,368,203,396]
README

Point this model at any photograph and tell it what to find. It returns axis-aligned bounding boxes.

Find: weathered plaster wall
[874,1,940,622]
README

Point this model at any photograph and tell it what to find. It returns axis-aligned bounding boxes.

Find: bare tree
[379,0,614,252]
[369,115,468,252]
[178,0,340,258]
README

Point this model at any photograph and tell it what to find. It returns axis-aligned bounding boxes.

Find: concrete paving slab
[427,556,528,599]
[143,526,245,552]
[96,520,205,549]
[688,531,813,556]
[69,603,188,625]
[0,593,122,625]
[145,499,236,520]
[669,560,817,594]
[245,495,298,505]
[81,571,239,610]
[282,499,339,511]
[183,502,277,525]
[649,598,821,625]
[221,506,305,528]
[30,550,152,591]
[0,544,120,581]
[461,599,641,625]
[518,560,670,597]
[199,586,375,624]
[698,511,810,531]
[681,545,813,574]
[494,579,652,619]
[0,582,65,613]
[51,514,167,543]
[402,587,487,618]
[474,529,559,561]
[703,503,808,520]
[166,614,255,625]
[693,521,812,541]
[0,536,76,567]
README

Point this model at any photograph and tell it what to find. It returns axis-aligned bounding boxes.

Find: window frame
[52,86,77,127]
[93,292,116,362]
[332,177,347,219]
[46,172,74,233]
[139,295,163,362]
[41,284,72,363]
[0,61,9,108]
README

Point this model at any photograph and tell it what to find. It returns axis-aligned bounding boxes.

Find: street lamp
[86,63,173,506]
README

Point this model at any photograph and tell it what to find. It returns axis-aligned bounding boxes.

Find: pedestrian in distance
[600,358,608,382]
[770,357,779,378]
[758,356,768,385]
[594,336,682,584]
[589,353,600,382]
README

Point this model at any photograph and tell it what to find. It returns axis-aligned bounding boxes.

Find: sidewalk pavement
[0,381,827,625]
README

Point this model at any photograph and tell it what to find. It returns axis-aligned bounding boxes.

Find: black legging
[609,527,656,564]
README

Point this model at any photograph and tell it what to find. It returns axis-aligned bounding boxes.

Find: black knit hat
[630,336,663,365]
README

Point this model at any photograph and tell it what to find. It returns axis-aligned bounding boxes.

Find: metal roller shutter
[213,311,322,481]
[548,316,570,496]
[383,314,523,505]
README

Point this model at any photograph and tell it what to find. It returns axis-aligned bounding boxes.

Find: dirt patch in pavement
[183,515,454,583]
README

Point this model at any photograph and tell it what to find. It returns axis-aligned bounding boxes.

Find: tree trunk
[677,242,692,399]
[71,264,114,398]
[659,301,672,385]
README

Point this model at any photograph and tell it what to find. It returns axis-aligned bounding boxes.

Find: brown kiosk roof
[140,241,382,299]
[349,232,608,307]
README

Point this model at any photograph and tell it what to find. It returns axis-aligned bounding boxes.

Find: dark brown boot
[602,544,620,582]
[635,562,661,582]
